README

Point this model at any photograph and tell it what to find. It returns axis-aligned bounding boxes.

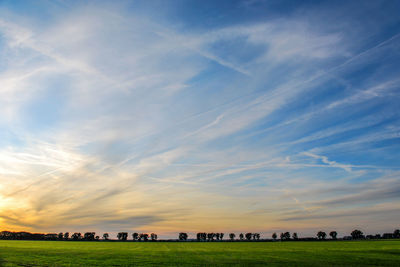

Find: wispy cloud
[302,152,353,173]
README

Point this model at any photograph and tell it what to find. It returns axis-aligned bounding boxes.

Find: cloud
[317,179,400,206]
[282,204,400,222]
[302,152,353,172]
[327,78,400,110]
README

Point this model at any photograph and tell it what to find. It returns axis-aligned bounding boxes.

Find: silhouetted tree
[34,233,45,240]
[216,233,220,240]
[132,233,139,241]
[317,231,327,240]
[272,232,277,240]
[103,233,109,240]
[351,229,364,240]
[179,233,188,241]
[329,231,337,240]
[0,231,41,240]
[251,233,260,240]
[84,232,95,241]
[280,232,290,240]
[394,229,400,238]
[239,233,244,240]
[245,233,252,241]
[229,233,235,240]
[71,233,81,240]
[292,233,298,240]
[13,232,22,240]
[150,233,158,241]
[117,232,128,241]
[17,232,33,240]
[140,233,149,241]
[95,236,99,240]
[220,233,224,240]
[196,233,207,241]
[58,232,63,240]
[207,233,214,241]
[64,232,69,240]
[0,231,15,239]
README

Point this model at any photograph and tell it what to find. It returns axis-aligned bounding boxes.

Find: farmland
[0,240,399,266]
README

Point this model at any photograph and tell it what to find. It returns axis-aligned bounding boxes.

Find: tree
[394,229,400,238]
[64,232,69,240]
[123,232,129,241]
[196,233,206,241]
[132,233,139,241]
[84,232,95,241]
[139,233,149,241]
[71,233,81,241]
[229,233,236,241]
[285,232,291,240]
[292,233,298,240]
[280,232,290,241]
[272,232,277,240]
[58,232,63,240]
[220,233,224,240]
[251,233,260,240]
[239,233,244,240]
[0,231,14,240]
[329,231,337,240]
[351,229,364,240]
[317,231,327,240]
[103,233,109,240]
[179,233,188,241]
[150,233,158,241]
[117,232,128,241]
[207,233,214,241]
[245,233,252,241]
[202,233,207,241]
[95,236,100,241]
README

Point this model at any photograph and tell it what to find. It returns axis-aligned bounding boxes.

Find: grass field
[0,240,399,266]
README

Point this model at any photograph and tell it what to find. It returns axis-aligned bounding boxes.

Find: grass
[0,240,399,266]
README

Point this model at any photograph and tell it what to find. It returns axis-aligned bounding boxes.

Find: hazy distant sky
[0,0,399,238]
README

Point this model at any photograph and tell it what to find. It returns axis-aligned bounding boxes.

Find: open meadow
[0,240,399,266]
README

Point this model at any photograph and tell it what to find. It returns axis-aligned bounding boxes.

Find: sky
[0,0,399,239]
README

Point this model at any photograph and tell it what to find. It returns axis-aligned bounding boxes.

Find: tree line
[0,229,399,241]
[0,231,157,241]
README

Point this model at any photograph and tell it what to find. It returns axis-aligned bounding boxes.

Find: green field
[0,240,399,266]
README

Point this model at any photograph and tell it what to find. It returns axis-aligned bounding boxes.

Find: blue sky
[0,0,399,238]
